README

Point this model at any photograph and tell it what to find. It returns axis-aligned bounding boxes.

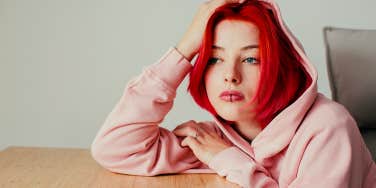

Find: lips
[219,90,245,102]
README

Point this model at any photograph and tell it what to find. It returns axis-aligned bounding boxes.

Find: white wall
[1,0,375,150]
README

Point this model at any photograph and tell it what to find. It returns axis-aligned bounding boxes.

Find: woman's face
[204,19,260,123]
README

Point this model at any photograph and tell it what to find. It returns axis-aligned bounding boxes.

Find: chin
[214,103,254,123]
[216,110,242,122]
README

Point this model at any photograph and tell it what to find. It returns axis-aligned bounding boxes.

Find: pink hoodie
[91,0,376,187]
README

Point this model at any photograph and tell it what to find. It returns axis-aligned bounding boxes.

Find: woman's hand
[176,0,247,61]
[172,120,233,165]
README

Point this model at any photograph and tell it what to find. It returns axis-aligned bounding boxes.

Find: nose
[224,65,241,84]
[225,77,239,83]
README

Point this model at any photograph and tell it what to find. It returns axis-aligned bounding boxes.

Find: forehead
[213,19,259,49]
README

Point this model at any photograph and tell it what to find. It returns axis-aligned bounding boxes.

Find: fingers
[174,121,203,152]
[172,120,198,137]
[175,120,197,130]
[202,0,243,12]
[173,127,197,138]
[209,0,245,7]
[198,0,246,19]
[181,136,201,151]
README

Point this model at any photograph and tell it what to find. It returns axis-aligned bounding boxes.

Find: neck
[233,119,262,143]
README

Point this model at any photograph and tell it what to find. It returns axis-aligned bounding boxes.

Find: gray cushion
[323,26,376,129]
[360,128,376,161]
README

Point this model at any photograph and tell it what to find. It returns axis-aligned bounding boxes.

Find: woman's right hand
[176,0,246,61]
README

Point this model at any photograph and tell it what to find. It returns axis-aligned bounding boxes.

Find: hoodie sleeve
[90,47,204,176]
[209,147,279,188]
[209,114,375,188]
[288,115,374,188]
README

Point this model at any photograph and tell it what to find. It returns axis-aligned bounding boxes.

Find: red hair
[188,1,312,129]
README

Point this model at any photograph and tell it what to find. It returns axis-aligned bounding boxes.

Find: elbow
[90,140,107,169]
[90,139,115,172]
[90,141,124,174]
[90,141,158,177]
[90,134,120,172]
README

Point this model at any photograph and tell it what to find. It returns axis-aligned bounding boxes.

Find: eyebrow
[212,44,259,51]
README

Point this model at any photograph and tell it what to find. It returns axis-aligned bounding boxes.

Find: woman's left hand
[172,120,233,165]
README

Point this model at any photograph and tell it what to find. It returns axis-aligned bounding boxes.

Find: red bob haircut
[188,1,312,129]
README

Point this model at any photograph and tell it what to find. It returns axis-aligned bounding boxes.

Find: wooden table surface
[0,146,239,188]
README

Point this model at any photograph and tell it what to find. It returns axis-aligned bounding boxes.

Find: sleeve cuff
[148,47,192,90]
[208,147,254,176]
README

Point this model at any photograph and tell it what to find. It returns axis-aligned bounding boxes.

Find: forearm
[176,39,197,62]
[91,47,195,175]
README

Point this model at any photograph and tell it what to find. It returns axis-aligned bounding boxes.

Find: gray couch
[323,26,376,161]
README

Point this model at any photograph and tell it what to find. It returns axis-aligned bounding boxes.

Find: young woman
[91,0,376,187]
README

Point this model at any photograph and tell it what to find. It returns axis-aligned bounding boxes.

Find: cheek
[204,69,220,99]
[246,72,258,86]
[251,69,261,87]
[243,68,260,94]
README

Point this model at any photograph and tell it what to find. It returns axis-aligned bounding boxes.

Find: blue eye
[244,57,259,64]
[208,57,220,65]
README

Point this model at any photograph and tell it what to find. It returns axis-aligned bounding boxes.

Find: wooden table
[0,146,239,188]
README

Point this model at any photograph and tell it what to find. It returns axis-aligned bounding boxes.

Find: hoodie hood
[212,0,318,164]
